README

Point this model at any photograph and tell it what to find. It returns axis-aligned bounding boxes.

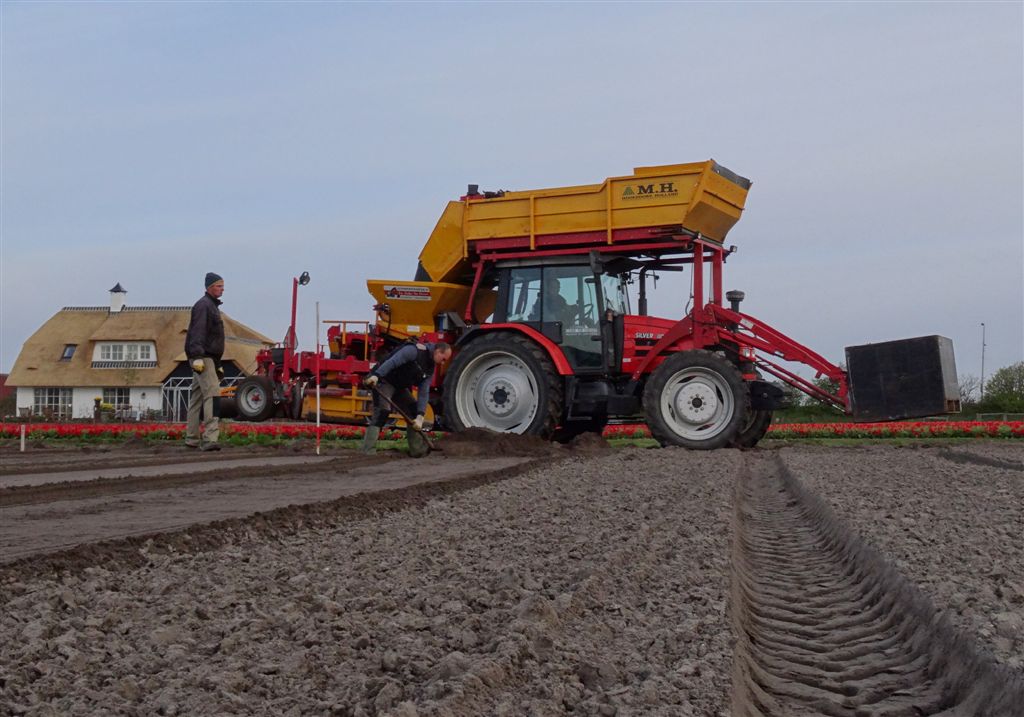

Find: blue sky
[2,1,1022,385]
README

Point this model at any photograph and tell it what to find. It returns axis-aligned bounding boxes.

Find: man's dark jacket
[185,293,225,361]
[371,342,437,416]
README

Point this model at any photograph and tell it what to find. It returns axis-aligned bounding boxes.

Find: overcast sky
[2,2,1022,386]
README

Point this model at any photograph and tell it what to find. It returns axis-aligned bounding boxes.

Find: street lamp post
[282,271,311,387]
[980,322,986,400]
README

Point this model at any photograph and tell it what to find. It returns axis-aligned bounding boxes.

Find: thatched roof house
[8,285,273,419]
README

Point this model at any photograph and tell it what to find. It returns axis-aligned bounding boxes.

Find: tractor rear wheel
[643,350,748,449]
[235,376,277,422]
[442,332,563,437]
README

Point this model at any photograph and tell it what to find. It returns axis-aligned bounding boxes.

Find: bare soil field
[784,443,1024,668]
[1,440,1022,716]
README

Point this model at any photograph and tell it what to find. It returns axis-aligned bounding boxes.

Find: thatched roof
[8,306,274,387]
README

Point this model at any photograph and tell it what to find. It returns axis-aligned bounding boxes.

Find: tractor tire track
[731,453,1024,717]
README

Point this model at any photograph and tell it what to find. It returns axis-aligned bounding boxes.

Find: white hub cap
[481,377,519,417]
[455,352,539,434]
[239,384,266,413]
[673,380,720,423]
[660,367,735,440]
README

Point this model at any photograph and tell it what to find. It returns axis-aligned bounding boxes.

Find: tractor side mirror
[299,271,311,286]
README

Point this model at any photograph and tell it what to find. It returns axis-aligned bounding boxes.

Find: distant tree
[0,393,15,419]
[979,362,1024,413]
[769,379,805,408]
[810,366,844,401]
[958,374,982,406]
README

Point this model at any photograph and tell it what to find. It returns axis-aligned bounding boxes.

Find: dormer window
[60,344,76,361]
[92,342,158,368]
[100,344,124,361]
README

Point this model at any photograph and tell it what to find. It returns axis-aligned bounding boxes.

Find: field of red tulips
[1,419,1021,443]
[604,420,1024,440]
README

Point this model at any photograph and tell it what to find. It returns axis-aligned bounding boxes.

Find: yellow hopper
[418,160,750,284]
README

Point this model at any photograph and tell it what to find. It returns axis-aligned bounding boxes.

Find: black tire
[290,381,307,420]
[442,332,563,438]
[730,409,772,448]
[553,418,608,444]
[235,376,277,422]
[642,350,749,450]
[219,396,238,419]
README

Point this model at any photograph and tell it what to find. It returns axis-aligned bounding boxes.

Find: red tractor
[234,161,960,449]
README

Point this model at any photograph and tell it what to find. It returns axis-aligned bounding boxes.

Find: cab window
[506,268,541,322]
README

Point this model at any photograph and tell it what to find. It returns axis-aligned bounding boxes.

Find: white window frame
[32,388,72,418]
[94,342,157,364]
[102,388,131,407]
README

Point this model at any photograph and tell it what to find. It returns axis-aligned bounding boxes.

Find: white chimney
[109,283,126,313]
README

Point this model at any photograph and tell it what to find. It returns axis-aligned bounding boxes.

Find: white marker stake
[315,301,321,456]
[20,424,26,452]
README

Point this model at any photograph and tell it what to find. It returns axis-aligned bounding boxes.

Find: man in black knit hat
[184,272,226,450]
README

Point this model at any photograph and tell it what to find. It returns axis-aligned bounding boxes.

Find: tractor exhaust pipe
[726,290,745,313]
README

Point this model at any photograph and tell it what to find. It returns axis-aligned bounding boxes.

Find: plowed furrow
[731,454,1024,717]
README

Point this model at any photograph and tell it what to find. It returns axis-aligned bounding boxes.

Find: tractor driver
[360,341,453,454]
[530,274,577,326]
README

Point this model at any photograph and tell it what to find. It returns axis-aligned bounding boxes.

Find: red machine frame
[456,231,850,411]
[250,230,851,421]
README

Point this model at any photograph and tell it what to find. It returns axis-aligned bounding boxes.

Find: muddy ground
[1,440,1022,715]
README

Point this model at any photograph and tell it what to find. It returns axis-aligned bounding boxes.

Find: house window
[60,344,76,361]
[32,388,72,418]
[94,342,156,366]
[102,388,131,408]
[100,344,124,361]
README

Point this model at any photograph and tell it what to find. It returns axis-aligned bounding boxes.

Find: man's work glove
[364,375,379,388]
[216,364,225,379]
[413,415,424,431]
[191,359,205,374]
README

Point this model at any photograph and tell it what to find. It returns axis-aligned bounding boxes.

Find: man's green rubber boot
[360,425,381,455]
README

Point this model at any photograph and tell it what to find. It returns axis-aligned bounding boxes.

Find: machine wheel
[730,409,772,448]
[442,332,563,437]
[290,381,307,420]
[235,376,277,422]
[219,396,238,419]
[643,350,749,449]
[553,418,608,444]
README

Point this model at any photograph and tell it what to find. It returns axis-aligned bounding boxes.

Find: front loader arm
[707,305,850,411]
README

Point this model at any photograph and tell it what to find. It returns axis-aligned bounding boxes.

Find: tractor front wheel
[235,376,277,422]
[730,409,773,448]
[643,350,748,449]
[442,333,563,437]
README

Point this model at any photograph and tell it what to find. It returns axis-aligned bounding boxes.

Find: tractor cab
[493,261,630,374]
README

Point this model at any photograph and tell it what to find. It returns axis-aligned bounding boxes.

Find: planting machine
[232,160,960,449]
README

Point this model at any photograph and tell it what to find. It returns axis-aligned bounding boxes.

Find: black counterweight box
[845,335,960,422]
